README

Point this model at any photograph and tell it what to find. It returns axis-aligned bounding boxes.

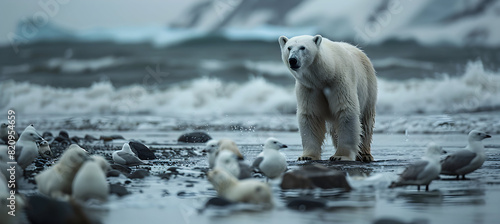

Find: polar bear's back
[316,38,377,110]
[319,39,375,76]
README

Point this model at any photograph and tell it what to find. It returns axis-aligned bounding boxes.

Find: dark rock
[287,198,327,211]
[124,180,132,184]
[129,169,150,179]
[42,131,53,142]
[177,191,195,197]
[129,141,156,160]
[109,184,130,197]
[99,135,124,142]
[205,197,234,207]
[373,217,430,224]
[99,136,114,141]
[158,173,172,180]
[177,132,212,143]
[111,134,125,140]
[58,131,69,139]
[84,134,98,142]
[167,167,180,174]
[107,170,122,177]
[110,164,132,174]
[26,195,92,224]
[280,164,352,190]
[70,136,80,144]
[53,131,70,144]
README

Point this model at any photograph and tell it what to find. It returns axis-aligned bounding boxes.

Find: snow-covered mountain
[7,0,500,47]
[170,0,500,46]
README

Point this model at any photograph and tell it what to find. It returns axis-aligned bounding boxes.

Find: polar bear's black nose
[289,57,299,69]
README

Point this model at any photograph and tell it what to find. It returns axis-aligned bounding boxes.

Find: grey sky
[0,0,197,45]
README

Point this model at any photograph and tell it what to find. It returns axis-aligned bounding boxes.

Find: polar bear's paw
[297,155,320,161]
[329,155,354,161]
[356,153,374,162]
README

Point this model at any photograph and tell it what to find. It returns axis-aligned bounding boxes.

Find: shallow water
[5,113,499,224]
[26,129,497,224]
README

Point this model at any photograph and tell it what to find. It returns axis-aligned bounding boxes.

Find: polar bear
[279,35,377,162]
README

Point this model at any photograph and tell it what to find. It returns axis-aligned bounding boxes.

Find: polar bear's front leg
[297,113,325,161]
[329,112,361,161]
[323,87,361,161]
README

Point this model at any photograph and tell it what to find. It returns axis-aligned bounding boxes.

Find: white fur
[207,168,272,206]
[35,144,88,199]
[72,155,110,202]
[279,35,377,161]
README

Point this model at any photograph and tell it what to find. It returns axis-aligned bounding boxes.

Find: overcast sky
[0,0,198,45]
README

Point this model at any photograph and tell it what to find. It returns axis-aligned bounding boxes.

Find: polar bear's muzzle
[288,57,300,70]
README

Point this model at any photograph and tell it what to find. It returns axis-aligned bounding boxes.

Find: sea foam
[2,61,499,116]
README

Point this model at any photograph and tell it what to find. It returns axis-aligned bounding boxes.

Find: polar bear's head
[278,35,322,71]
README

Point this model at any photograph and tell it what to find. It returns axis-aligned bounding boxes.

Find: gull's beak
[485,134,492,138]
[281,144,288,149]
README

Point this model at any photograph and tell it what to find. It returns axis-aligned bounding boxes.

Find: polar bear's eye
[287,47,291,51]
[299,46,305,50]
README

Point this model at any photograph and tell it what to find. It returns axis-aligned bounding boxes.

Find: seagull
[205,139,243,169]
[16,125,45,169]
[72,155,110,202]
[37,140,53,159]
[252,137,288,181]
[207,168,273,206]
[35,144,89,199]
[441,130,492,179]
[112,142,146,166]
[214,150,252,179]
[390,143,446,191]
[1,123,18,143]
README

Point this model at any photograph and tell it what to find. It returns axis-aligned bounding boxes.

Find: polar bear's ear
[278,36,288,48]
[313,35,322,46]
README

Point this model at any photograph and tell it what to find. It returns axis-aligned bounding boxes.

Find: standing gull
[390,143,446,191]
[252,137,288,181]
[441,130,492,179]
[214,150,251,179]
[16,125,45,169]
[113,142,146,166]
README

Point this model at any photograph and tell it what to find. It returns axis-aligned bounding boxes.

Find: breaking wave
[2,61,499,116]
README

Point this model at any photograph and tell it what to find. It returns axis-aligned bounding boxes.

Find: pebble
[129,169,150,179]
[177,132,212,143]
[287,198,327,211]
[281,164,352,190]
[129,141,156,160]
[109,183,130,197]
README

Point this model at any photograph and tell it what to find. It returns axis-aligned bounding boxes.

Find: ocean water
[1,25,500,224]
